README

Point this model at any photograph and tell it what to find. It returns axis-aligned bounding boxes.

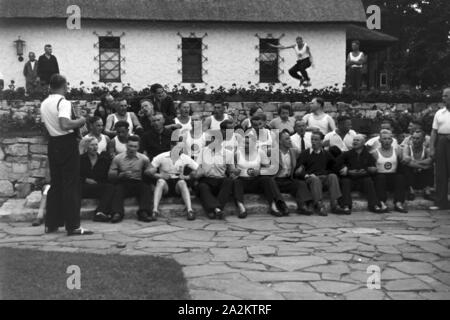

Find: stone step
[0,194,435,223]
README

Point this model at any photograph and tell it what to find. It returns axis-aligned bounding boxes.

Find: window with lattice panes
[259,39,280,83]
[182,38,203,83]
[99,37,121,83]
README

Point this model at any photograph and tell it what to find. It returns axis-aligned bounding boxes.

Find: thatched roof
[0,0,366,23]
[347,25,398,43]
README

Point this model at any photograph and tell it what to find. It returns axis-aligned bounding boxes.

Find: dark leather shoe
[370,207,383,214]
[315,204,327,216]
[394,205,408,214]
[137,211,154,222]
[331,206,348,215]
[187,210,196,221]
[215,209,224,220]
[67,227,94,236]
[238,210,247,219]
[297,205,313,216]
[111,213,123,223]
[270,209,283,217]
[207,211,216,220]
[93,212,110,222]
[276,201,290,216]
[32,218,44,227]
[45,226,59,234]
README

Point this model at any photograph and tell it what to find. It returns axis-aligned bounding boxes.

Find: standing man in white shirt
[40,74,92,236]
[430,88,450,210]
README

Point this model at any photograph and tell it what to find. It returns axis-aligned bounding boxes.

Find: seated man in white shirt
[323,115,357,157]
[366,120,398,151]
[197,131,237,220]
[290,120,313,153]
[149,137,199,221]
[400,120,431,148]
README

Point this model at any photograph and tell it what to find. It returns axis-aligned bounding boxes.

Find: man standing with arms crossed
[40,74,92,235]
[430,88,450,210]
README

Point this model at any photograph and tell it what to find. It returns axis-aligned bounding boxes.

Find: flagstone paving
[0,209,449,300]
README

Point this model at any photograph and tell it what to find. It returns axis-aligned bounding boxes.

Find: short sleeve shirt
[40,94,73,136]
[151,151,199,178]
[432,108,450,134]
[110,152,150,181]
[324,130,357,152]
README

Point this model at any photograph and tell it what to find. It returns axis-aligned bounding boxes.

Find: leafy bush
[0,81,443,103]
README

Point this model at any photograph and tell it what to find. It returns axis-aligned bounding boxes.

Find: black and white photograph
[0,0,449,305]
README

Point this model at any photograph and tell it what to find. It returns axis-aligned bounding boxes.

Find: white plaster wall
[0,19,346,90]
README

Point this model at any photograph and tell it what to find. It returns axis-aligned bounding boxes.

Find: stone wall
[0,99,445,205]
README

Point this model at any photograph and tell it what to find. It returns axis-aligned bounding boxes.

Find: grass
[0,247,190,300]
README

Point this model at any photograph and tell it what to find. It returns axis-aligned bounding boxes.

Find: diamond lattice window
[99,37,121,83]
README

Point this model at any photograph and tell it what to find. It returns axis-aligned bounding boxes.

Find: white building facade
[0,0,366,90]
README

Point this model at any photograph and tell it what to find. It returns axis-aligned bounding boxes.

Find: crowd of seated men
[77,86,435,223]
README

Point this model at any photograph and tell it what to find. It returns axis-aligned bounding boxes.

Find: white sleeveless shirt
[349,52,364,68]
[113,136,127,154]
[113,112,134,135]
[376,148,398,173]
[209,114,229,131]
[237,149,262,178]
[304,113,334,135]
[175,117,192,134]
[295,43,310,60]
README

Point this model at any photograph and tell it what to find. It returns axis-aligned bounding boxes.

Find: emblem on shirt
[384,162,392,170]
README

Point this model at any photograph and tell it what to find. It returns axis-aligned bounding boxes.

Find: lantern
[14,37,26,62]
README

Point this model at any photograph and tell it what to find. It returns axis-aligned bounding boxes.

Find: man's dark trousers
[340,176,379,210]
[114,180,153,217]
[45,133,81,231]
[435,135,450,208]
[198,177,233,213]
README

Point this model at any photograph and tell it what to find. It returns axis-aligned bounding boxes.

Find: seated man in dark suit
[336,134,382,214]
[295,131,348,216]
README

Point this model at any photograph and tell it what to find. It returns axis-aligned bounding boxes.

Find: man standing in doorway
[40,74,92,236]
[429,88,450,210]
[37,44,60,89]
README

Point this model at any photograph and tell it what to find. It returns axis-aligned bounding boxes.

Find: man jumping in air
[269,36,314,87]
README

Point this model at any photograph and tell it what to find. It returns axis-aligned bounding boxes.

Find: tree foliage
[363,0,450,88]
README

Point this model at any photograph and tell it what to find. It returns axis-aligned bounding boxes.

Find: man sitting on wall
[365,120,399,151]
[402,130,434,201]
[336,134,382,214]
[104,97,143,138]
[149,137,199,221]
[323,115,357,158]
[295,131,348,216]
[149,83,177,125]
[108,135,154,223]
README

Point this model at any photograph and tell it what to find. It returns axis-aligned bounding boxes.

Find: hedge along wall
[0,99,445,205]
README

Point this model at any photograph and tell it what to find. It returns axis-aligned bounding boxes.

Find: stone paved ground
[1,209,450,300]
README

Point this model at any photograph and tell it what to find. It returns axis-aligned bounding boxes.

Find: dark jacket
[80,153,111,183]
[37,54,60,83]
[150,95,176,124]
[335,147,376,177]
[23,61,38,83]
[296,148,336,178]
[140,128,172,161]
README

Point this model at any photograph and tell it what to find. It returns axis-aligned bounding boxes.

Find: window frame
[259,38,280,83]
[98,36,121,83]
[181,37,203,83]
